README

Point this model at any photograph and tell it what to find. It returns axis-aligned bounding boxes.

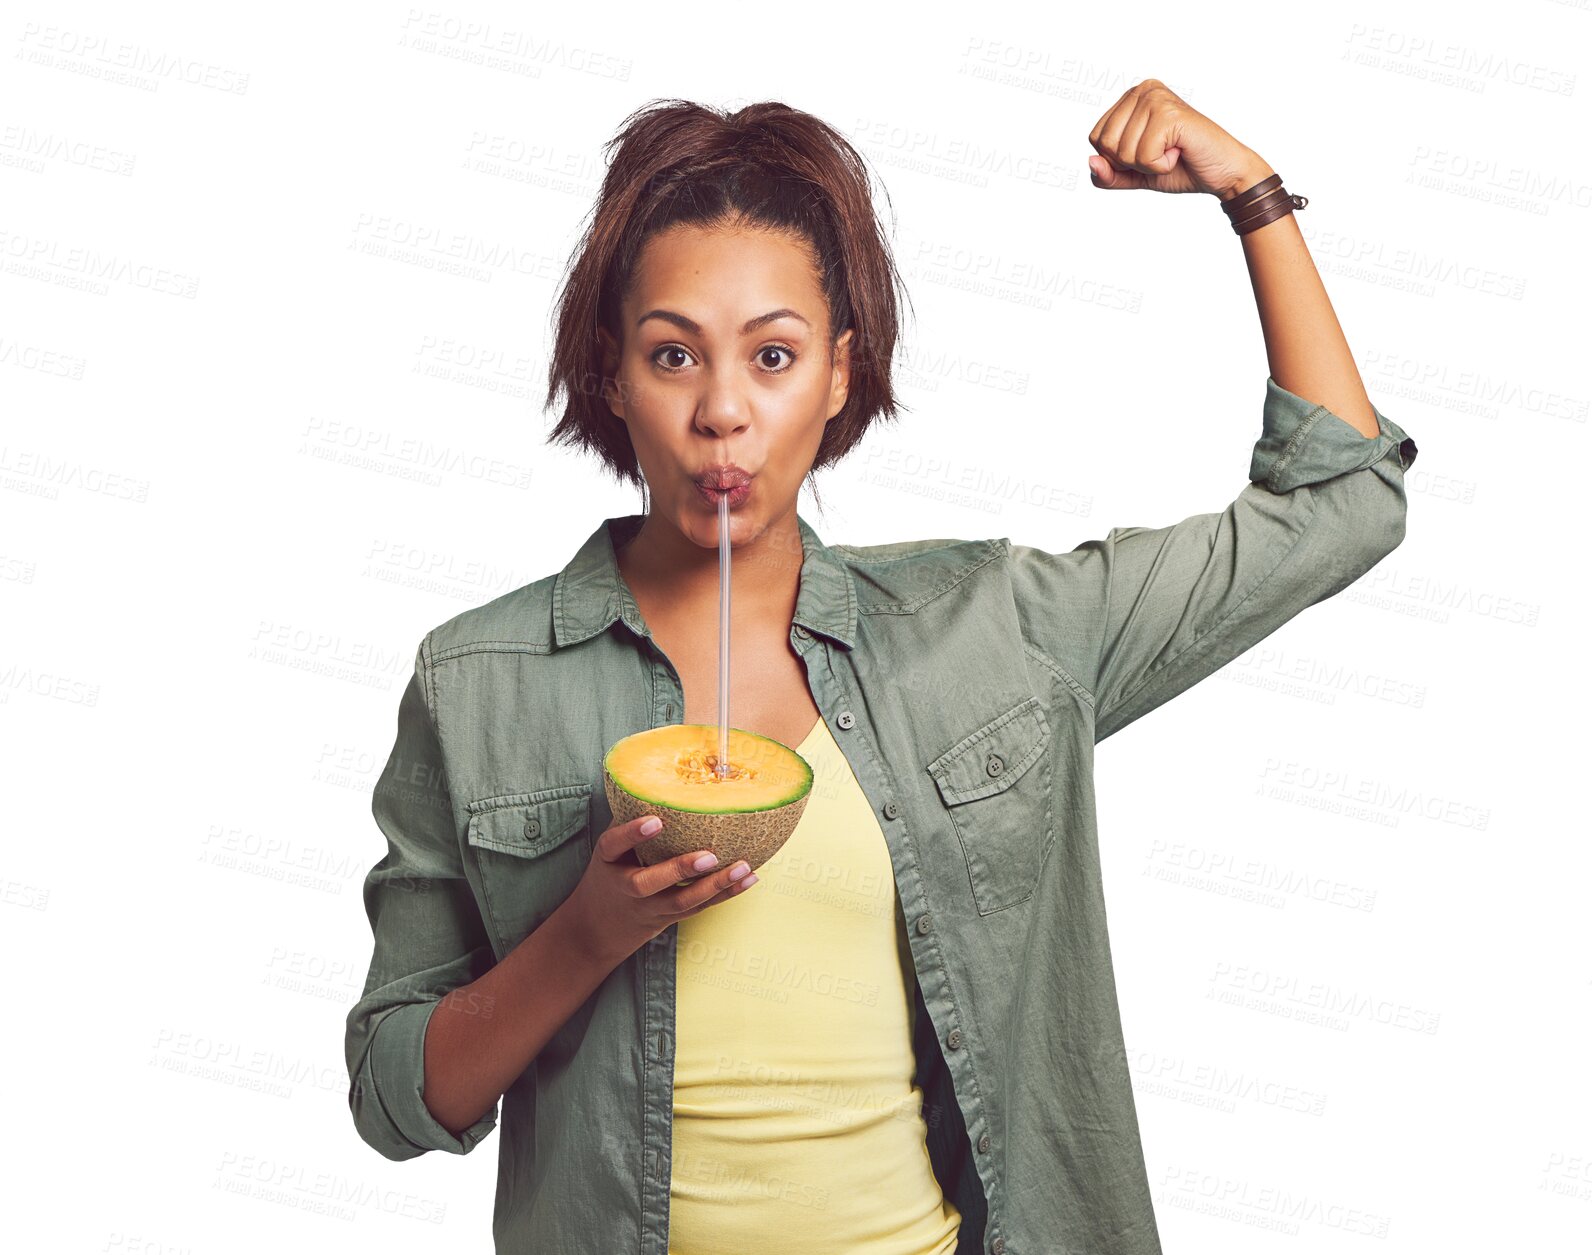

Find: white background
[3,1,1588,1251]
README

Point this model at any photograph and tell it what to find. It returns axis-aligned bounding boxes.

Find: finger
[1131,112,1183,179]
[1089,82,1146,163]
[632,847,747,899]
[666,873,760,921]
[1117,91,1156,170]
[1086,91,1149,191]
[595,814,669,865]
[657,860,759,918]
[1088,155,1149,191]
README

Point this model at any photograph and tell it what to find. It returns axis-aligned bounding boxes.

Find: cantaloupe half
[603,723,813,873]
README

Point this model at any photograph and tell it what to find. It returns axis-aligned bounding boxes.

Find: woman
[345,90,1418,1255]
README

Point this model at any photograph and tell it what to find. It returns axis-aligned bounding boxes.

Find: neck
[616,506,805,622]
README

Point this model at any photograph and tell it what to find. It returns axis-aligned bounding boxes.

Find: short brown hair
[543,98,913,491]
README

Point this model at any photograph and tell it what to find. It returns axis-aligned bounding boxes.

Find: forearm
[421,899,619,1136]
[1226,155,1379,437]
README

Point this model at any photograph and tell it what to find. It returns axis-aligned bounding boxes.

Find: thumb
[1087,155,1149,191]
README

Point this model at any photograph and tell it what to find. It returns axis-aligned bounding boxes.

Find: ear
[597,325,625,421]
[827,328,853,421]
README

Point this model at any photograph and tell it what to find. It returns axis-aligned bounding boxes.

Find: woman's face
[599,222,852,551]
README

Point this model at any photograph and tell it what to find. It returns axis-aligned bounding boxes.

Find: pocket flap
[927,696,1050,806]
[466,785,591,859]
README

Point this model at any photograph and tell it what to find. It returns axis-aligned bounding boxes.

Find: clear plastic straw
[716,491,730,779]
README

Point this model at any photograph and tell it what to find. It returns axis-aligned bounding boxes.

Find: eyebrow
[635,308,811,337]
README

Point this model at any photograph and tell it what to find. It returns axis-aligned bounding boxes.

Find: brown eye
[652,345,694,372]
[758,345,796,373]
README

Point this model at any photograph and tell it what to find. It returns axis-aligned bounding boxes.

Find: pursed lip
[692,464,755,491]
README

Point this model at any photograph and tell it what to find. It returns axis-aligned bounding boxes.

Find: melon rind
[603,723,814,872]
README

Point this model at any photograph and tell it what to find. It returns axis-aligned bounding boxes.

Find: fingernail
[640,817,662,836]
[728,862,751,880]
[692,852,718,872]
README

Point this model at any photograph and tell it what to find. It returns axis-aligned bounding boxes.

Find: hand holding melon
[558,811,764,968]
[553,722,814,966]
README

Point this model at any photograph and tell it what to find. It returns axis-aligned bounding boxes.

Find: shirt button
[991,1238,1006,1255]
[882,800,899,820]
[793,624,810,640]
[946,1028,962,1050]
[523,817,541,839]
[986,753,1005,777]
[916,914,932,935]
[978,1132,991,1153]
[836,710,856,730]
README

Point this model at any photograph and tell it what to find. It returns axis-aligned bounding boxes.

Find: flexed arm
[1004,81,1418,744]
[1086,77,1382,433]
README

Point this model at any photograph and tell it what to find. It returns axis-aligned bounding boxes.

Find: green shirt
[345,376,1418,1255]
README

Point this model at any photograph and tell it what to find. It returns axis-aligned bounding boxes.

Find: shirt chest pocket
[465,784,594,955]
[925,695,1054,916]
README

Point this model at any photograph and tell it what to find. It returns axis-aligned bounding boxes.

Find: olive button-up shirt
[344,376,1418,1254]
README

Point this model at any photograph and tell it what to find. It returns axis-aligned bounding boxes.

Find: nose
[692,403,751,441]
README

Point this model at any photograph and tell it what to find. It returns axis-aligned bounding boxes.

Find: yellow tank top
[668,715,961,1254]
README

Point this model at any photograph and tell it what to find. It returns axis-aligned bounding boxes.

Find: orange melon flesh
[603,723,813,870]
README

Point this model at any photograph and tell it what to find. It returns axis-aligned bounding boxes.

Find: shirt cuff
[369,998,498,1156]
[1250,376,1419,494]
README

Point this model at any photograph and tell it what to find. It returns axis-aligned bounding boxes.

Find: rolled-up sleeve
[1006,376,1419,743]
[344,637,499,1161]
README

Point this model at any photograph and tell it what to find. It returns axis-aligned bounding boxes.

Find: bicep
[1006,379,1418,743]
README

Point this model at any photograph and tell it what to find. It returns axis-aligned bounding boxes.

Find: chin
[676,500,758,549]
[690,505,747,545]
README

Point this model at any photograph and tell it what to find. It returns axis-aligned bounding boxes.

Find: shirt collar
[551,512,858,652]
